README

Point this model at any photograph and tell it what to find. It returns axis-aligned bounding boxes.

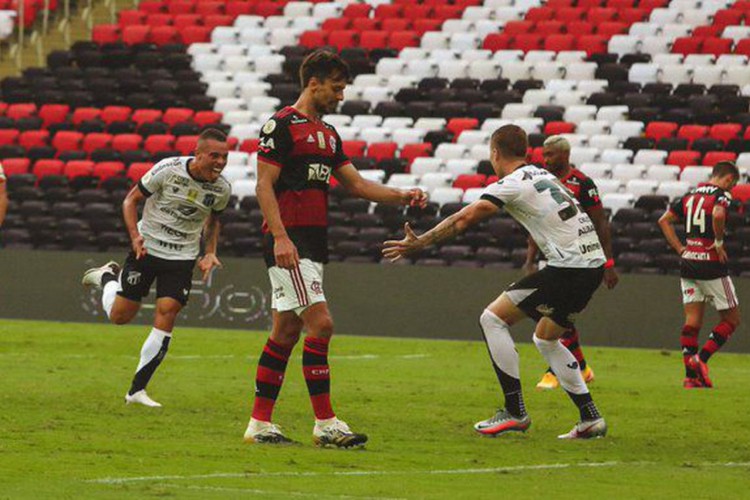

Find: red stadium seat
[366,142,398,161]
[52,131,83,153]
[180,25,211,44]
[567,21,595,35]
[606,0,635,8]
[163,108,194,128]
[375,4,403,18]
[513,34,544,52]
[638,0,668,9]
[667,150,702,169]
[404,4,433,20]
[173,14,202,29]
[71,107,101,126]
[381,19,412,32]
[388,30,420,50]
[38,104,69,127]
[18,130,49,149]
[575,35,609,55]
[193,111,222,127]
[596,22,629,36]
[701,37,733,56]
[205,15,234,30]
[618,8,649,23]
[175,135,199,155]
[525,7,554,22]
[1,158,31,176]
[144,134,176,154]
[536,20,564,36]
[399,143,433,164]
[151,26,178,45]
[343,140,367,158]
[93,161,125,181]
[712,8,744,27]
[672,37,702,55]
[731,184,750,203]
[0,102,7,116]
[352,17,381,31]
[63,160,95,179]
[195,1,225,16]
[122,25,151,45]
[132,109,163,126]
[118,9,146,27]
[544,121,576,135]
[503,20,534,35]
[255,2,284,17]
[453,174,486,190]
[556,7,586,22]
[547,0,575,6]
[433,5,463,20]
[33,159,65,178]
[127,162,153,183]
[360,30,388,50]
[413,18,442,34]
[454,0,482,6]
[578,0,603,8]
[343,3,372,18]
[227,137,239,150]
[322,18,351,31]
[168,1,195,15]
[6,103,37,120]
[82,133,113,154]
[92,25,121,45]
[645,121,679,141]
[530,147,544,165]
[137,1,164,14]
[300,30,328,48]
[227,1,254,17]
[736,39,750,56]
[101,106,132,125]
[588,7,618,23]
[702,151,737,166]
[0,129,19,146]
[239,138,260,153]
[692,25,723,38]
[709,123,742,144]
[328,30,359,50]
[145,13,172,27]
[447,118,479,138]
[483,33,512,51]
[677,125,708,145]
[112,134,143,152]
[486,175,499,185]
[545,34,576,51]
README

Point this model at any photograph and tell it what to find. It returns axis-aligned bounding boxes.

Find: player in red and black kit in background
[658,161,741,389]
[243,50,427,447]
[523,136,619,390]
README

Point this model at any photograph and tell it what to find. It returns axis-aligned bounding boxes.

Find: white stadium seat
[462,187,486,203]
[656,180,691,199]
[646,165,681,182]
[634,149,668,165]
[445,159,478,176]
[578,163,612,179]
[625,179,658,197]
[612,163,646,181]
[420,173,455,191]
[430,187,464,206]
[680,166,712,186]
[232,179,258,200]
[410,158,444,176]
[435,144,469,160]
[601,193,635,213]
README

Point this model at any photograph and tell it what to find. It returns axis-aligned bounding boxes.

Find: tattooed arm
[383,200,500,261]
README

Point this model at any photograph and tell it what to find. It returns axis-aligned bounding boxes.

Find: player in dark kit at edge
[243,50,427,447]
[659,161,741,389]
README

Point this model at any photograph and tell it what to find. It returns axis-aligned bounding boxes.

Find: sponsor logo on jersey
[578,224,595,236]
[262,119,276,134]
[273,286,285,300]
[310,280,323,295]
[203,193,216,207]
[176,204,199,217]
[290,116,307,124]
[158,240,184,251]
[307,134,315,143]
[259,137,275,150]
[308,163,332,183]
[127,271,141,286]
[683,251,711,260]
[579,242,602,254]
[160,224,188,239]
[329,136,336,153]
[684,288,696,296]
[169,175,190,187]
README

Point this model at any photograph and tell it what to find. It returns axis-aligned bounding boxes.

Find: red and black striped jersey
[558,168,603,211]
[669,183,734,280]
[257,106,350,267]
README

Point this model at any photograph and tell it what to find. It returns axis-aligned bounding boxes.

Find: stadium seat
[667,150,702,170]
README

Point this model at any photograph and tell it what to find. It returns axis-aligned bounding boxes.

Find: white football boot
[558,418,607,439]
[82,261,120,289]
[312,417,368,448]
[243,418,293,444]
[125,390,162,408]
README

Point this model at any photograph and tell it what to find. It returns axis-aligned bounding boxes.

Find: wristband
[604,258,615,269]
[714,239,724,248]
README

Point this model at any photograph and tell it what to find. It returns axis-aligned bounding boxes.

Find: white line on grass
[157,483,405,500]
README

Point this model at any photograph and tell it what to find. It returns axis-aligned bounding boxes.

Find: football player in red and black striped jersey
[244,50,427,446]
[523,136,619,390]
[658,161,741,388]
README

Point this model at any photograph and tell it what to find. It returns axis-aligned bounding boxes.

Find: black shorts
[506,265,604,328]
[118,252,196,305]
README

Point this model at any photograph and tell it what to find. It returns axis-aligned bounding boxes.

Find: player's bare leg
[690,305,740,389]
[533,316,606,439]
[474,293,532,436]
[300,302,367,448]
[681,302,705,388]
[125,297,181,408]
[245,310,301,444]
[82,261,140,323]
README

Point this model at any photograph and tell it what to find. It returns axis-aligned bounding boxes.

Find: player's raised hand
[131,234,147,260]
[404,188,428,208]
[274,234,299,269]
[199,253,222,282]
[382,222,421,262]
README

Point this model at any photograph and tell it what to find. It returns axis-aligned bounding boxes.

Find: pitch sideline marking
[157,483,405,500]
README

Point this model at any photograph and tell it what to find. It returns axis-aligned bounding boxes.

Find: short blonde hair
[543,135,571,152]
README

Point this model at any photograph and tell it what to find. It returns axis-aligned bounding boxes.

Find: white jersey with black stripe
[138,156,231,260]
[481,164,606,269]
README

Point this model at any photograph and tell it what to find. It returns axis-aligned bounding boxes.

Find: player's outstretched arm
[122,185,147,259]
[199,212,223,281]
[382,200,499,261]
[657,210,685,256]
[334,163,427,207]
[256,159,299,269]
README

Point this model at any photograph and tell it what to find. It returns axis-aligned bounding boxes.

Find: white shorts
[681,276,739,311]
[268,259,326,314]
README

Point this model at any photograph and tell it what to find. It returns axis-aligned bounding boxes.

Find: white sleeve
[213,183,232,213]
[480,176,521,208]
[138,159,172,196]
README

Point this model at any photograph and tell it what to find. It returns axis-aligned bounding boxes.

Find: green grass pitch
[2,319,749,499]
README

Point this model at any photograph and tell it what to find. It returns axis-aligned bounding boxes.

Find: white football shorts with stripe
[268,259,326,314]
[680,276,739,311]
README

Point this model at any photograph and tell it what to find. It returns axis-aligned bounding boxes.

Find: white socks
[102,281,119,319]
[137,328,172,372]
[480,309,520,379]
[533,334,588,395]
